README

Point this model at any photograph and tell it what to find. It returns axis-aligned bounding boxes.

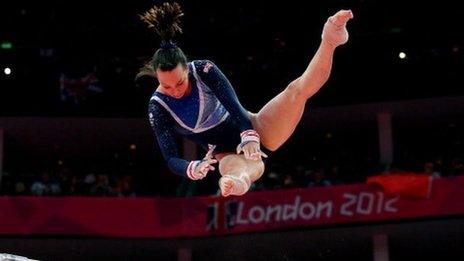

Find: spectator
[89,174,113,196]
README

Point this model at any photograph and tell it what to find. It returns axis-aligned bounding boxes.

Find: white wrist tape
[186,160,202,180]
[240,129,260,145]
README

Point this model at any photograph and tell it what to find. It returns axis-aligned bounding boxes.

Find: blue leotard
[148,60,253,177]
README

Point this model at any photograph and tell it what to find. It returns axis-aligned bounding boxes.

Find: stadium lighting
[4,67,12,75]
[399,52,406,59]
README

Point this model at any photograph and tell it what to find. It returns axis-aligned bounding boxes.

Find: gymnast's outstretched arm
[149,101,217,180]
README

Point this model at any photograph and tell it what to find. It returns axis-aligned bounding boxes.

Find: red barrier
[0,176,463,238]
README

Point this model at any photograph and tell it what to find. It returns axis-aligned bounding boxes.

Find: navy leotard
[148,60,253,178]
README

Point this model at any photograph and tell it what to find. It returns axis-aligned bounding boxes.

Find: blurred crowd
[1,118,462,198]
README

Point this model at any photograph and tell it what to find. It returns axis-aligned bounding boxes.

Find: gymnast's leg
[250,10,354,151]
[216,153,264,197]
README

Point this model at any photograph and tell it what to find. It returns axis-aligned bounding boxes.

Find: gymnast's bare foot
[322,9,354,47]
[219,175,250,197]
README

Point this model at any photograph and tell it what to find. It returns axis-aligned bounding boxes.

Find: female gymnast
[138,2,353,197]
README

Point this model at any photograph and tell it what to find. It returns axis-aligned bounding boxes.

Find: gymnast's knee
[219,154,265,182]
[285,77,309,102]
[285,77,302,93]
[218,154,246,176]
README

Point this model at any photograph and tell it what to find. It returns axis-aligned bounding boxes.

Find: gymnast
[138,2,353,197]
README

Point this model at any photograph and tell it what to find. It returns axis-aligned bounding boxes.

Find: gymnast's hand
[236,130,268,161]
[322,9,354,48]
[191,158,217,180]
[237,141,268,161]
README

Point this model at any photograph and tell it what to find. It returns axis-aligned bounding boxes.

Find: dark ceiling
[0,0,463,117]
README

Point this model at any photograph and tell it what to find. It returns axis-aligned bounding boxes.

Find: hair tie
[160,40,178,49]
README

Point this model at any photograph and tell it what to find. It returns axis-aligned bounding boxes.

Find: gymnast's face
[156,64,190,99]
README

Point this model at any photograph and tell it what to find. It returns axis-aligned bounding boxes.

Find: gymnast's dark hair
[136,2,188,81]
